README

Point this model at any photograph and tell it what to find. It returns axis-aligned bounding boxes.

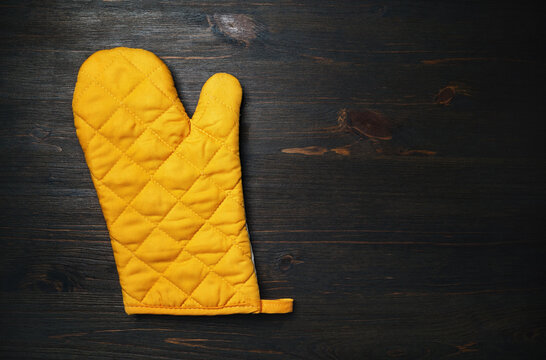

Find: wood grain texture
[1,0,545,359]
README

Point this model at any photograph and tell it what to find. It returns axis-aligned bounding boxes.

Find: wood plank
[1,0,545,358]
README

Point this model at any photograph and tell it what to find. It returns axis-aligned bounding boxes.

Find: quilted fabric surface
[72,47,293,315]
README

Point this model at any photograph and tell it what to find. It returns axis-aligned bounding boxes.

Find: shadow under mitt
[72,47,293,315]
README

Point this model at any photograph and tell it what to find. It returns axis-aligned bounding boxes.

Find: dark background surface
[1,1,545,359]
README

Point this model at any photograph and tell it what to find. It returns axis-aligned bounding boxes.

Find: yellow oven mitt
[72,47,293,315]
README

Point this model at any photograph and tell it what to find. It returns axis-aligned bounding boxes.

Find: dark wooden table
[1,1,545,359]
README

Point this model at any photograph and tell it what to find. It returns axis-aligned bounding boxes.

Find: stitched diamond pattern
[73,47,262,313]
